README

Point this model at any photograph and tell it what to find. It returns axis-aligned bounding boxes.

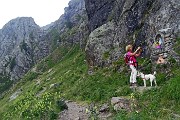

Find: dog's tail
[153,71,157,76]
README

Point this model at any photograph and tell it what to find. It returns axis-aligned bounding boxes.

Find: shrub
[65,21,73,29]
[0,75,13,95]
[20,40,28,52]
[56,100,68,111]
[9,57,16,71]
[168,57,176,64]
[103,51,110,59]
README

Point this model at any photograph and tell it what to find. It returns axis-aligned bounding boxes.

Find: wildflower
[85,108,89,114]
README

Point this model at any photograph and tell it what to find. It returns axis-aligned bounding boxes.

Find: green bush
[9,57,16,71]
[56,100,68,111]
[174,38,180,55]
[3,92,60,120]
[49,29,60,50]
[103,51,110,59]
[20,40,28,52]
[0,75,13,95]
[65,21,73,29]
[168,57,176,64]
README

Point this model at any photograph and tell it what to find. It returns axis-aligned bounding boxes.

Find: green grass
[174,38,180,55]
[0,75,13,95]
[114,68,180,120]
[0,45,131,120]
[0,44,179,120]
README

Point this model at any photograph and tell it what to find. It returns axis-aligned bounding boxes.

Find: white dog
[137,71,157,87]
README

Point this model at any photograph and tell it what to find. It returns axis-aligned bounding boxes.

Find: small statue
[157,54,166,64]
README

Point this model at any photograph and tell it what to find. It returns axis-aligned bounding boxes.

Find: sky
[0,0,71,29]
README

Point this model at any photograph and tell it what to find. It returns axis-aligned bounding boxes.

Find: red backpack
[124,53,131,65]
[124,53,138,67]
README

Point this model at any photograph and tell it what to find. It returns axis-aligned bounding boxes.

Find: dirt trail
[59,101,89,120]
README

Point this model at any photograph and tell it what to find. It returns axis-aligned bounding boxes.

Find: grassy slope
[0,45,179,120]
[115,68,180,120]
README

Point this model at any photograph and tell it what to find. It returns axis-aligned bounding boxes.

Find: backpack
[124,53,130,65]
[124,53,138,68]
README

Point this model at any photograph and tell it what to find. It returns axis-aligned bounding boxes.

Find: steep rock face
[85,0,180,67]
[0,0,88,81]
[0,17,49,80]
[43,0,89,50]
[85,0,116,32]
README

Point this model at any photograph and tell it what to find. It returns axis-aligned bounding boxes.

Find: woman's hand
[137,47,141,50]
[135,47,141,53]
[135,47,142,57]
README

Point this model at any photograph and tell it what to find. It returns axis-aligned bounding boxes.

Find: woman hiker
[125,45,142,87]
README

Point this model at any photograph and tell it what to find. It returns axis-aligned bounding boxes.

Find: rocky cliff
[43,0,88,50]
[1,0,179,81]
[0,17,49,80]
[85,0,180,67]
[0,0,87,81]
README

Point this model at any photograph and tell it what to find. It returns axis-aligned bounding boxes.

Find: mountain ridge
[0,0,86,81]
[0,0,179,119]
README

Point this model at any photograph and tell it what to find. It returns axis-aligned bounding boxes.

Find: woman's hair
[126,45,133,52]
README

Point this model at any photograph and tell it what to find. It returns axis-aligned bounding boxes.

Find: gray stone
[85,21,116,67]
[111,97,122,105]
[85,0,116,32]
[99,104,109,112]
[111,97,131,111]
[59,101,89,120]
[75,117,80,120]
[84,0,180,67]
[131,86,157,93]
[9,89,22,101]
[50,82,62,89]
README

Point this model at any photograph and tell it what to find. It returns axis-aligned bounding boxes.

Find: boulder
[99,103,109,113]
[9,89,22,101]
[49,82,62,89]
[111,97,131,111]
